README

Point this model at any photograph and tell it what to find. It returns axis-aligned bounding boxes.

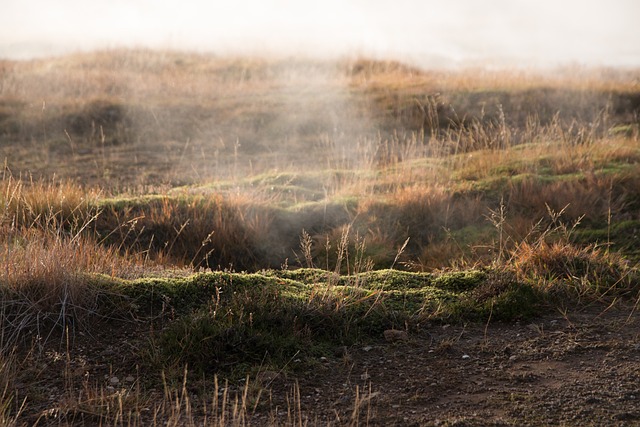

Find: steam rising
[1,0,639,67]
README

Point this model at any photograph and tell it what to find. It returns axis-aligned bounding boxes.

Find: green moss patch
[102,268,545,376]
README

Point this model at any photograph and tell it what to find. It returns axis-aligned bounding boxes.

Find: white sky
[1,0,639,67]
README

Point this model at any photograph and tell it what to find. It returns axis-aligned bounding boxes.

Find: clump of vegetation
[512,241,636,297]
[100,266,543,377]
[0,175,148,355]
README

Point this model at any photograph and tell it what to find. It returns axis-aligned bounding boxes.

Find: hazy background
[1,0,639,67]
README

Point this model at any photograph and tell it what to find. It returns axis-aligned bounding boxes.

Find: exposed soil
[264,302,640,426]
[12,301,640,426]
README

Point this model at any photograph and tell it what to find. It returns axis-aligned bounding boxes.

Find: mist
[1,0,639,67]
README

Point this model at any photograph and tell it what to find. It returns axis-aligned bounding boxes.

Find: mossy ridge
[571,219,640,262]
[103,268,547,377]
[264,267,333,283]
[444,282,542,322]
[340,269,433,290]
[97,260,639,378]
[106,271,310,315]
[381,287,459,316]
[105,268,533,314]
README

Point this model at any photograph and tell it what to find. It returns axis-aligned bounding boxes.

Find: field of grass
[1,49,639,425]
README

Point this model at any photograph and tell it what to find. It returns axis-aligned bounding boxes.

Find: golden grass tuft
[0,172,147,353]
[512,240,636,298]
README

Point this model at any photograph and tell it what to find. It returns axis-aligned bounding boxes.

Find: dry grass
[0,49,639,425]
[347,57,640,93]
[0,349,24,427]
[479,202,640,300]
[512,241,634,297]
[4,50,635,106]
[13,358,376,427]
[0,172,149,358]
[94,193,277,270]
[2,49,638,187]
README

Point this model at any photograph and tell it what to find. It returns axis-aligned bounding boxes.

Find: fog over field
[1,0,639,67]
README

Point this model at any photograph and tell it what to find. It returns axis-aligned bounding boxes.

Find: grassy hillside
[2,50,639,270]
[0,49,639,425]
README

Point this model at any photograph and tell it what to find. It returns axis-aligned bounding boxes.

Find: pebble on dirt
[384,329,409,342]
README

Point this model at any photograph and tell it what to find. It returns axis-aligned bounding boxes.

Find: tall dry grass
[0,173,148,355]
[492,204,640,299]
[0,50,639,425]
[1,50,638,273]
[0,349,25,427]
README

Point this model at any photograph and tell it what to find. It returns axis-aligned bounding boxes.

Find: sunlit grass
[0,49,639,424]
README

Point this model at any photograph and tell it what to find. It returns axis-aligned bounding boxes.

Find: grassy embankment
[0,50,639,424]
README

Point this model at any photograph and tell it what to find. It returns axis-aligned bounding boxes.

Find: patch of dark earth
[12,302,640,426]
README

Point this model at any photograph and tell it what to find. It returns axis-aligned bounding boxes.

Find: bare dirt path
[267,303,640,426]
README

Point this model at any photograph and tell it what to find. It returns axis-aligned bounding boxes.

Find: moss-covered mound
[102,268,543,375]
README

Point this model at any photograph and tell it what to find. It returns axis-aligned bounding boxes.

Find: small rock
[333,346,348,357]
[383,329,408,343]
[320,357,328,362]
[109,376,120,385]
[462,354,471,360]
[257,369,278,382]
[101,348,115,357]
[509,355,517,361]
[125,376,135,383]
[613,412,638,421]
[527,323,542,332]
[334,395,350,405]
